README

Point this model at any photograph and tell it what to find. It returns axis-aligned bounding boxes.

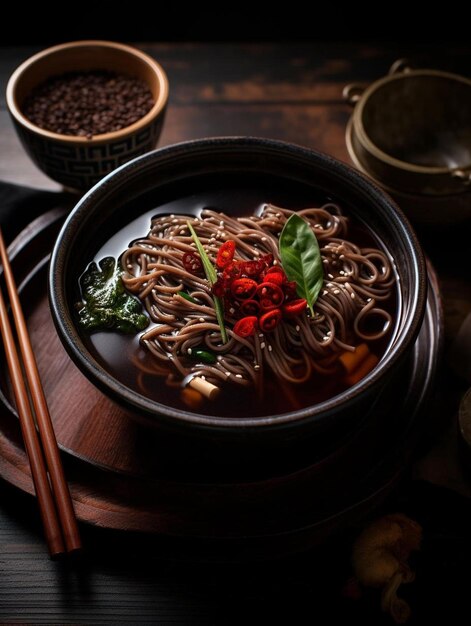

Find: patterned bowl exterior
[11,111,165,191]
[6,41,169,192]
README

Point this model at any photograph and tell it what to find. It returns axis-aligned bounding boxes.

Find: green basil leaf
[187,221,228,343]
[279,214,323,316]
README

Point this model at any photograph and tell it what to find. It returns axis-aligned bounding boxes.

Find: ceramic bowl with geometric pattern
[6,40,168,192]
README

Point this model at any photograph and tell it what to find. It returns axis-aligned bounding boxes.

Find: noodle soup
[77,181,398,418]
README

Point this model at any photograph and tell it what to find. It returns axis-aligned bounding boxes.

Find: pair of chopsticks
[0,227,81,557]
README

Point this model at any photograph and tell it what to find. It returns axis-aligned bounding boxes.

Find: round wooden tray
[0,208,443,556]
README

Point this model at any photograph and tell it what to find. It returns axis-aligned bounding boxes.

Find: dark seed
[22,70,155,139]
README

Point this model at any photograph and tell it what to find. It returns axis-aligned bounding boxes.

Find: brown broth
[80,181,399,418]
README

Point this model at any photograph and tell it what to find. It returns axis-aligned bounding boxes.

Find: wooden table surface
[1,42,471,625]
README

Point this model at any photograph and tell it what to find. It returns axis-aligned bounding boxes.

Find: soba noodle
[121,204,394,393]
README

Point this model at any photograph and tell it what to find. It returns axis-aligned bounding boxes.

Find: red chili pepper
[231,278,258,300]
[259,308,282,332]
[216,240,236,269]
[212,278,226,298]
[265,266,286,278]
[264,266,286,286]
[241,260,265,278]
[241,299,260,316]
[284,281,298,299]
[182,251,203,275]
[256,282,284,310]
[282,298,307,318]
[260,253,274,267]
[233,316,258,337]
[223,261,243,281]
[264,273,284,287]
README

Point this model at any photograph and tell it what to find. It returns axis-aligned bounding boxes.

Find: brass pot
[345,59,471,222]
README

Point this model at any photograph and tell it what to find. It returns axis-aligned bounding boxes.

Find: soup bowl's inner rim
[354,69,471,175]
[49,137,426,430]
[6,40,169,144]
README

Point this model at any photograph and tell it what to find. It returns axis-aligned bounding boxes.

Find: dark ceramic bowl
[49,138,427,447]
[6,40,168,191]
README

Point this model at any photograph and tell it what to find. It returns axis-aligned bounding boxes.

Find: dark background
[2,3,465,45]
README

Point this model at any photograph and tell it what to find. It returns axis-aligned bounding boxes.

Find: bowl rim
[49,136,427,431]
[6,40,169,144]
[346,116,470,199]
[353,68,471,175]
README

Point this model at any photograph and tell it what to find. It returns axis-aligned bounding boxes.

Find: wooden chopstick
[0,227,81,556]
[0,290,65,555]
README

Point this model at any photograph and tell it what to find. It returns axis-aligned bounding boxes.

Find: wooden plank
[0,104,352,189]
[0,481,348,625]
[2,43,471,109]
[141,42,471,104]
[160,103,351,157]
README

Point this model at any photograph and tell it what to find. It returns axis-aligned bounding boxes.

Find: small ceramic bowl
[6,40,168,191]
[345,59,471,223]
